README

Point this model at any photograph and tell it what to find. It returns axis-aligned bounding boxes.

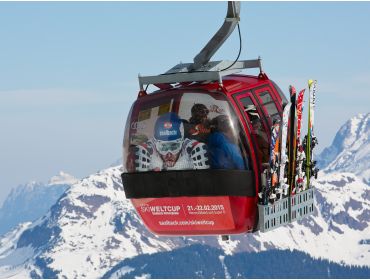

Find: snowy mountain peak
[0,173,77,236]
[339,113,369,148]
[318,112,370,184]
[7,181,44,201]
[48,171,77,186]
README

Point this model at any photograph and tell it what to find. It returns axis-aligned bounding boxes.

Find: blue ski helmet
[154,112,184,141]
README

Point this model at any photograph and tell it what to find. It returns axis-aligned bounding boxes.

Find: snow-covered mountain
[318,113,370,184]
[0,114,369,278]
[1,167,368,279]
[0,166,195,278]
[104,169,370,278]
[0,172,77,236]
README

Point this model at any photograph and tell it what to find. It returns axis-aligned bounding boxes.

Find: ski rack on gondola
[257,188,315,232]
[138,58,263,90]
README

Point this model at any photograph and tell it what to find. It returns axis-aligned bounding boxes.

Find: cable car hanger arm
[191,1,241,70]
[137,1,264,91]
[138,59,263,91]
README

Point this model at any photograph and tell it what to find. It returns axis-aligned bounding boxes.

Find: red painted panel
[132,196,257,235]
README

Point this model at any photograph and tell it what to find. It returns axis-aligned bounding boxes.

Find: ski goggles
[155,140,182,155]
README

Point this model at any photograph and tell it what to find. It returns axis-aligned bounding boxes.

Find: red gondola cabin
[121,2,314,236]
[122,63,288,236]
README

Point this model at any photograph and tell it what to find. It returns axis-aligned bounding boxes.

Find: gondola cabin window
[256,90,281,124]
[123,92,251,174]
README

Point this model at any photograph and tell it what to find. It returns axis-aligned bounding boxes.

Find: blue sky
[1,2,370,204]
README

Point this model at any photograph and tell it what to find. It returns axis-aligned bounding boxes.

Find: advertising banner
[132,196,235,232]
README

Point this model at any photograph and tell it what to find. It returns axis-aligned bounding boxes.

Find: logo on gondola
[140,205,151,213]
[140,204,181,215]
[164,122,173,129]
[159,130,177,136]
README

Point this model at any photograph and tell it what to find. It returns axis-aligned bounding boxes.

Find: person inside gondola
[183,103,211,143]
[207,115,246,170]
[134,112,209,171]
[244,104,269,163]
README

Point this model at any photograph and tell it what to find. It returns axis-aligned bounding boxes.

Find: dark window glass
[265,102,279,116]
[259,91,273,103]
[240,96,269,163]
[258,90,280,122]
[271,80,288,105]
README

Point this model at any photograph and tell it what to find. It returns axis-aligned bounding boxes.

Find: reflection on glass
[123,92,250,173]
[207,115,246,170]
[259,91,273,103]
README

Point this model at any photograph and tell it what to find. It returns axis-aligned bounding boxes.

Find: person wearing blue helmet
[135,112,209,171]
[153,112,186,168]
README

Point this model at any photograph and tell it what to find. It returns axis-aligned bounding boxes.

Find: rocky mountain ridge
[0,172,77,236]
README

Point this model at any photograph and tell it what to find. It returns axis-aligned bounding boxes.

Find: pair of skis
[289,86,306,195]
[259,80,318,205]
[289,80,319,195]
[259,95,293,204]
[272,85,305,199]
[258,119,280,205]
[303,80,319,188]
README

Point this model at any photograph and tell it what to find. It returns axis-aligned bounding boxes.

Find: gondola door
[233,91,271,168]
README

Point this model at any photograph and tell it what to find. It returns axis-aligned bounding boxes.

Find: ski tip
[289,85,296,95]
[308,79,317,89]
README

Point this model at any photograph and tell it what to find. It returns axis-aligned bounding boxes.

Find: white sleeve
[134,145,152,172]
[184,139,210,170]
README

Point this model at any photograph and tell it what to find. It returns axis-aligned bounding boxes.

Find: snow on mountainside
[253,172,370,265]
[318,113,370,184]
[107,170,370,279]
[0,166,202,278]
[0,172,77,236]
[0,114,369,278]
[0,223,35,278]
[0,166,369,278]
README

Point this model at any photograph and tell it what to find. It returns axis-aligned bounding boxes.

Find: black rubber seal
[121,169,255,198]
